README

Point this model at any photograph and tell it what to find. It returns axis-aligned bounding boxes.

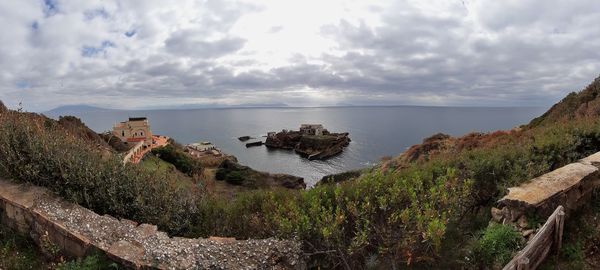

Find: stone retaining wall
[495,151,600,227]
[0,178,305,269]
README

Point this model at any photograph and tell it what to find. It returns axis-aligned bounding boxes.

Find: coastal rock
[238,136,252,142]
[265,127,350,160]
[265,131,302,150]
[294,133,350,160]
[317,170,363,185]
[491,207,504,223]
[517,215,529,229]
[245,141,263,147]
[216,159,306,189]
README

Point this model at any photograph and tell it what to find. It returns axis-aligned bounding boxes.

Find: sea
[47,106,547,186]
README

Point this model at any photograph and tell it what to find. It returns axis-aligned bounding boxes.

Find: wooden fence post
[554,207,565,254]
[517,257,529,270]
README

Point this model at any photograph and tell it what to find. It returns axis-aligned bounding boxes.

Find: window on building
[121,131,125,137]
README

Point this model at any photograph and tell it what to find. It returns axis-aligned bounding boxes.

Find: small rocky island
[265,124,350,160]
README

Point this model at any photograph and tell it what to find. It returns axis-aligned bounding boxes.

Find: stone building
[112,117,153,147]
[299,124,325,136]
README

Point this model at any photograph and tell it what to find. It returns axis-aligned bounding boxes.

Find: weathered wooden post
[517,257,529,270]
[554,207,565,254]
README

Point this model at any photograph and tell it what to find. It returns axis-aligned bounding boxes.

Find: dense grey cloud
[165,32,246,59]
[0,0,599,111]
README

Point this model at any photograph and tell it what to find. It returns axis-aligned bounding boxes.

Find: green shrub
[473,224,523,267]
[215,168,227,180]
[224,170,246,185]
[190,166,474,268]
[151,144,202,176]
[215,168,248,185]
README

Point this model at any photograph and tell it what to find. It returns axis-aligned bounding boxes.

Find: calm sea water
[47,106,547,186]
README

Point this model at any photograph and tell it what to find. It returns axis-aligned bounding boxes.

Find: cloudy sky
[1,0,599,111]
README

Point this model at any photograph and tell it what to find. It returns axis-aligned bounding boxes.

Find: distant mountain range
[44,103,291,115]
[44,105,113,116]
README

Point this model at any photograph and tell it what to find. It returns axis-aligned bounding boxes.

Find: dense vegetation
[0,110,198,236]
[2,76,600,268]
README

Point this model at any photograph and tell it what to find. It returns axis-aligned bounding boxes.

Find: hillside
[55,115,112,150]
[384,76,600,173]
[529,76,600,127]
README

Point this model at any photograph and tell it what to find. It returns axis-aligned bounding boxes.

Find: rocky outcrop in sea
[265,127,350,160]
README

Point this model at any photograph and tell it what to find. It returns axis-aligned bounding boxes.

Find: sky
[1,0,599,111]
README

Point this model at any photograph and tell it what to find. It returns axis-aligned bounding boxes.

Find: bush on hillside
[0,110,198,235]
[56,116,110,149]
[472,224,523,267]
[151,144,202,176]
[191,167,474,268]
[215,169,247,185]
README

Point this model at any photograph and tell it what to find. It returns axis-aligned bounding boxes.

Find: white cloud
[0,0,599,111]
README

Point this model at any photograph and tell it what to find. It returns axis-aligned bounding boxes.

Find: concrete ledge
[0,179,305,269]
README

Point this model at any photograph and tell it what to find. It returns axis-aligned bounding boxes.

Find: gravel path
[0,179,304,269]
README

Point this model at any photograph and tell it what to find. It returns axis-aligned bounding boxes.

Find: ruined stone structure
[113,117,153,147]
[299,124,325,136]
[0,178,305,269]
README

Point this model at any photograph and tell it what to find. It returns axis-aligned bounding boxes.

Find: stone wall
[0,178,305,269]
[494,152,600,230]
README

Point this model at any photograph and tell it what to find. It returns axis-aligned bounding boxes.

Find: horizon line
[40,103,549,113]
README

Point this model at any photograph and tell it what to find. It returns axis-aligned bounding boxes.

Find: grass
[139,154,195,189]
[471,224,524,268]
